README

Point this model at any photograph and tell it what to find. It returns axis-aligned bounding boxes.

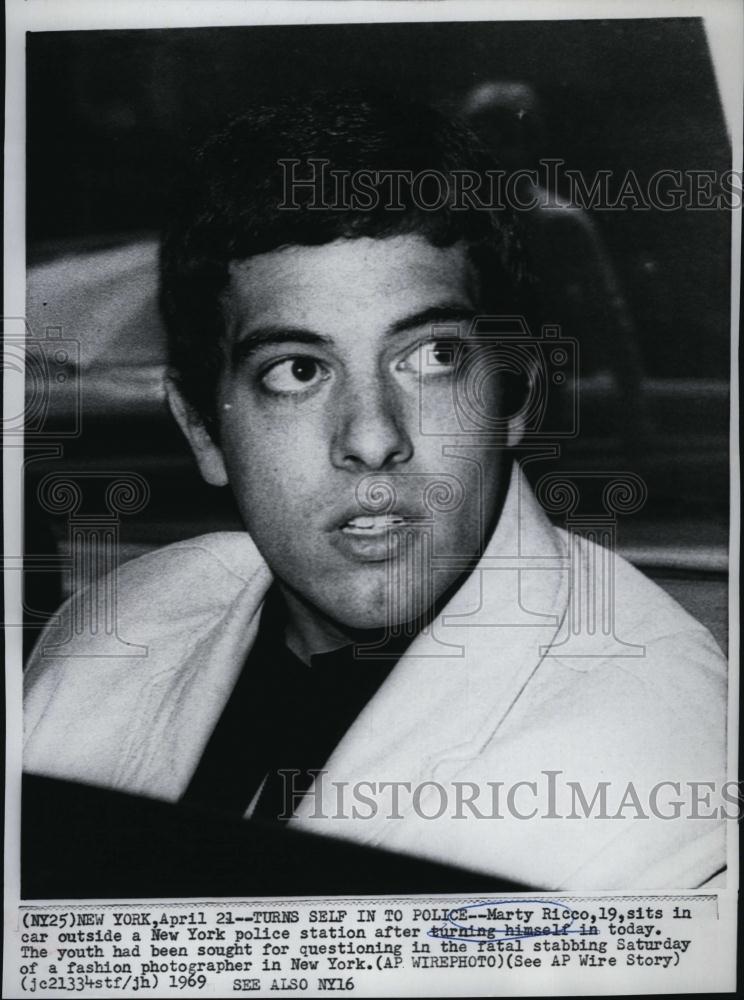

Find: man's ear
[501,369,530,449]
[165,376,228,487]
[506,410,526,449]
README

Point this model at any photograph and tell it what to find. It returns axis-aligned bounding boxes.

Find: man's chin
[315,587,437,636]
[276,561,450,646]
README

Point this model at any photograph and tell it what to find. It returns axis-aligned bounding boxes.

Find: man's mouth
[341,514,409,535]
[330,510,425,562]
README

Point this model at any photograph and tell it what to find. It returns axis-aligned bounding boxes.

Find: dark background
[23,19,731,650]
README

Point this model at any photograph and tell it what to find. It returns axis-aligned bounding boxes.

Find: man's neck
[276,584,356,665]
[274,577,461,667]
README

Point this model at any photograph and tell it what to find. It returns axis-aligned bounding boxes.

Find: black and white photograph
[3,0,740,996]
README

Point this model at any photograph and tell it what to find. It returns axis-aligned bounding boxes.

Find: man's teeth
[344,515,406,530]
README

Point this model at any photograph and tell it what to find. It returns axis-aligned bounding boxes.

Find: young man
[24,92,727,889]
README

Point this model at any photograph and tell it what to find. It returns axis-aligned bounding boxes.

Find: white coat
[24,465,727,889]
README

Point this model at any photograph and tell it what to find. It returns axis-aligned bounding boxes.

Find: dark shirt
[181,586,404,822]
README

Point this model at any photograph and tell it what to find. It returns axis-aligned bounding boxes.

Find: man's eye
[260,357,330,394]
[399,340,459,377]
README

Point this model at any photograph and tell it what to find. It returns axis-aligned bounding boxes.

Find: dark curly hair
[159,89,529,430]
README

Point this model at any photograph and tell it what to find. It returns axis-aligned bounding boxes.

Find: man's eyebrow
[230,305,476,365]
[231,327,332,366]
[390,304,477,335]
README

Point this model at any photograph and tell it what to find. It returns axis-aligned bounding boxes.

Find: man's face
[182,234,517,633]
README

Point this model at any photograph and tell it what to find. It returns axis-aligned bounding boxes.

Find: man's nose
[330,377,413,471]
